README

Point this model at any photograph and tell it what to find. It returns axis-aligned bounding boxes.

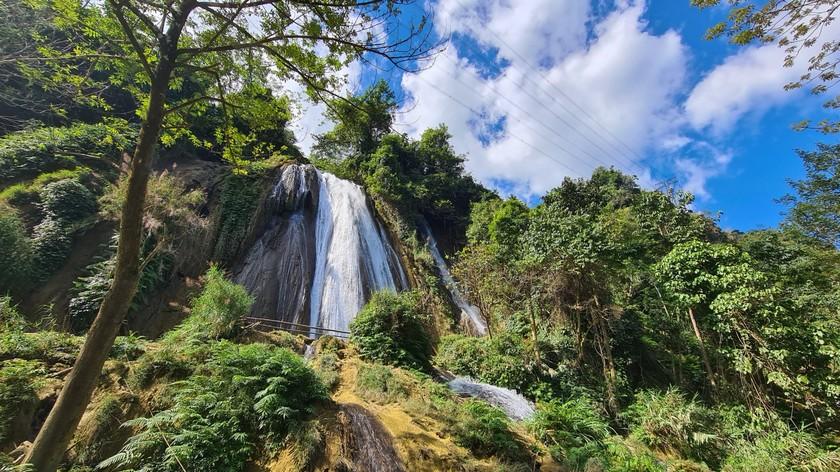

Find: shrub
[0,167,92,205]
[597,437,664,472]
[0,359,44,443]
[110,333,146,361]
[313,351,340,390]
[0,297,27,332]
[39,178,97,221]
[350,290,431,370]
[0,206,33,293]
[449,399,529,462]
[623,388,718,464]
[529,398,610,468]
[31,217,74,277]
[0,330,83,366]
[435,332,535,393]
[104,341,327,472]
[354,362,410,404]
[721,429,840,472]
[171,264,253,341]
[0,121,133,185]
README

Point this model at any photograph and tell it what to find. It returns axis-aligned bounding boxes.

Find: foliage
[623,388,719,465]
[0,121,134,185]
[449,400,529,462]
[176,264,253,341]
[0,205,33,293]
[354,362,410,404]
[350,291,432,370]
[315,82,490,231]
[29,177,100,280]
[780,143,840,246]
[529,398,610,468]
[0,359,45,443]
[0,167,92,205]
[213,173,261,264]
[69,173,206,331]
[435,333,536,395]
[103,341,327,472]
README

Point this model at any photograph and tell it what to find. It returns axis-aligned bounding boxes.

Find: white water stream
[419,222,487,335]
[448,377,536,421]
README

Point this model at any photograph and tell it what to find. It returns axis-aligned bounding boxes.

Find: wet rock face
[235,165,320,326]
[338,404,405,472]
[234,164,407,334]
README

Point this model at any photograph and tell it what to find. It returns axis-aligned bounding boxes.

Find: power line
[436,51,647,176]
[414,74,588,177]
[449,0,649,172]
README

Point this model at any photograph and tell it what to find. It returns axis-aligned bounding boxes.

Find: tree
[692,0,840,133]
[21,1,438,470]
[780,143,840,246]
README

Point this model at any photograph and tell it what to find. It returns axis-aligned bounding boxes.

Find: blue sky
[294,0,838,231]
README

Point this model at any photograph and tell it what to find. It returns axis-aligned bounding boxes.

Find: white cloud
[283,0,823,204]
[398,0,687,198]
[283,60,362,154]
[675,143,733,200]
[684,44,801,133]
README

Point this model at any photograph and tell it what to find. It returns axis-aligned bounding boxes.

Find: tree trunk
[528,291,541,369]
[688,307,717,389]
[23,59,176,472]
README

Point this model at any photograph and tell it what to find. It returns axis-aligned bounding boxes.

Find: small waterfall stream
[448,377,535,421]
[235,164,406,336]
[419,222,487,335]
[339,404,406,472]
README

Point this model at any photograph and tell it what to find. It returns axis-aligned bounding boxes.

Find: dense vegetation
[0,0,838,469]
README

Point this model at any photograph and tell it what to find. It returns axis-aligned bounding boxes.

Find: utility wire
[436,51,646,176]
[449,0,649,172]
[414,74,588,177]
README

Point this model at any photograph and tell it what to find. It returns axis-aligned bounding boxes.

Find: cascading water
[338,404,406,472]
[419,221,487,335]
[448,377,535,421]
[235,164,407,336]
[309,172,408,334]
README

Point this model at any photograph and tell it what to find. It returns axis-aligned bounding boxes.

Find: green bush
[354,362,410,404]
[529,398,610,468]
[0,359,44,443]
[0,296,27,332]
[0,206,33,293]
[110,333,146,361]
[597,437,665,472]
[350,290,431,370]
[435,333,535,393]
[0,167,92,205]
[31,217,74,278]
[449,399,529,462]
[104,341,327,472]
[623,388,719,464]
[169,264,253,342]
[0,330,82,365]
[39,178,97,221]
[0,121,133,185]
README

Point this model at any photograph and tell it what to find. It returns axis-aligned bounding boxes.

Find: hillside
[1,1,840,471]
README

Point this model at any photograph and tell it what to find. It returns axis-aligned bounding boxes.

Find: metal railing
[242,316,350,339]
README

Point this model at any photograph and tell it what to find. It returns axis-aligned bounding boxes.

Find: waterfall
[309,172,408,335]
[448,377,535,421]
[235,164,406,336]
[338,404,406,472]
[419,222,487,335]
